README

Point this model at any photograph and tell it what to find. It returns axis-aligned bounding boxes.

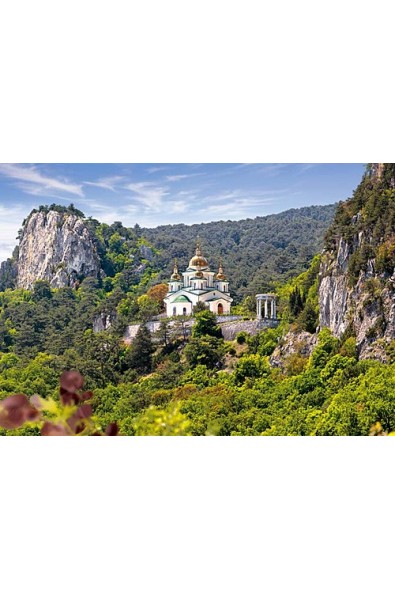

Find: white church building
[164,241,233,317]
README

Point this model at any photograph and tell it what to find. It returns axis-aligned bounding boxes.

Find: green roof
[171,295,192,303]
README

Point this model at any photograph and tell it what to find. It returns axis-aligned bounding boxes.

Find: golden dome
[170,258,181,281]
[188,239,209,269]
[215,257,227,281]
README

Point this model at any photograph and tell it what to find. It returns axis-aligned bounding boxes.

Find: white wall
[167,302,192,317]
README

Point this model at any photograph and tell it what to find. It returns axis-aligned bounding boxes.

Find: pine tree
[127,325,154,374]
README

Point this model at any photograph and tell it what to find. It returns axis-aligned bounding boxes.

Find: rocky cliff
[318,163,395,360]
[270,330,318,369]
[16,210,101,289]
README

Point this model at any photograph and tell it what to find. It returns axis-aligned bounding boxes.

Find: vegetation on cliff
[324,164,395,280]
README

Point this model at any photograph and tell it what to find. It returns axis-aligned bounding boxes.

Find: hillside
[142,204,336,301]
[1,203,336,302]
[3,173,395,436]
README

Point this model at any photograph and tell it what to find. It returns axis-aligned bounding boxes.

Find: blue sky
[0,163,365,262]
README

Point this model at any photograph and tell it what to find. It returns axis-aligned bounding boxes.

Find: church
[164,241,233,317]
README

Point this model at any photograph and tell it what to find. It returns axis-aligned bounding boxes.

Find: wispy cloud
[145,166,169,174]
[0,164,84,198]
[165,173,204,182]
[171,200,188,213]
[298,163,317,173]
[256,164,290,176]
[125,181,170,210]
[84,176,126,192]
[166,174,192,182]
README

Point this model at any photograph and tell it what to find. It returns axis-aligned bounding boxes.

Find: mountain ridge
[1,202,337,299]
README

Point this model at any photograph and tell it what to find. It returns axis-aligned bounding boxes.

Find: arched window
[183,307,187,315]
[173,307,177,316]
[217,303,224,315]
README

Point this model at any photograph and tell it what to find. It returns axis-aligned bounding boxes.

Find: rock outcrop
[319,244,395,359]
[270,330,318,369]
[16,210,101,290]
[318,163,395,360]
[93,312,116,333]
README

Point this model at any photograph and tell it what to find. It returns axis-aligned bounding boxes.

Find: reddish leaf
[30,394,42,409]
[67,404,93,434]
[75,404,93,419]
[105,422,119,436]
[0,394,39,429]
[60,371,84,393]
[60,390,81,406]
[41,422,69,436]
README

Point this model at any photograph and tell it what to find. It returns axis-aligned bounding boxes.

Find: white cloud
[0,164,84,198]
[125,181,170,210]
[83,176,126,192]
[171,200,188,213]
[165,173,204,182]
[146,166,169,174]
[166,174,191,182]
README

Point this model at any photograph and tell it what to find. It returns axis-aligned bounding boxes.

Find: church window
[173,307,176,316]
[183,307,187,315]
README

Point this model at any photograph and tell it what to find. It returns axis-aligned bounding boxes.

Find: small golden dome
[195,270,204,278]
[188,239,209,269]
[215,257,227,281]
[170,258,181,281]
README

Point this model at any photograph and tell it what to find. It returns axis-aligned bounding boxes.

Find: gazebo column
[264,298,268,319]
[272,298,277,320]
[257,297,262,319]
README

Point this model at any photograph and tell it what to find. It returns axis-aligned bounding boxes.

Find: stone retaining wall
[220,319,261,340]
[124,317,278,343]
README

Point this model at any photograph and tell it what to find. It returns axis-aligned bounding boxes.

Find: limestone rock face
[318,233,395,360]
[270,331,318,369]
[93,312,116,333]
[16,211,101,290]
[139,244,154,261]
[318,236,351,338]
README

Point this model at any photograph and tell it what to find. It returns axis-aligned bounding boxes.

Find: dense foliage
[276,255,321,333]
[2,317,395,435]
[0,370,118,436]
